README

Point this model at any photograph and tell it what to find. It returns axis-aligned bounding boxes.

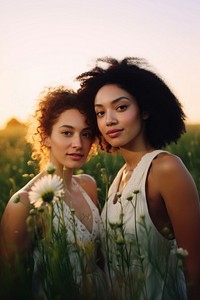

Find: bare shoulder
[75,173,97,187]
[2,172,45,217]
[75,174,98,206]
[149,151,198,203]
[1,190,30,225]
[151,152,188,176]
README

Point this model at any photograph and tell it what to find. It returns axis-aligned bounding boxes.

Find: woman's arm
[154,154,200,300]
[0,192,33,268]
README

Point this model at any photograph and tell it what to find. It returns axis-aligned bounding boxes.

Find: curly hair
[26,86,97,170]
[76,57,186,150]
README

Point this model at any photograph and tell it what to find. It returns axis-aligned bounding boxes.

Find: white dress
[33,179,106,300]
[101,150,187,300]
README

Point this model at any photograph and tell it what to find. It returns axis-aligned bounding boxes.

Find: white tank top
[101,150,187,300]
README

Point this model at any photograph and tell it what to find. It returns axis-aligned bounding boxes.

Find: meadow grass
[0,123,199,299]
[0,126,37,218]
[166,124,200,195]
[0,123,200,215]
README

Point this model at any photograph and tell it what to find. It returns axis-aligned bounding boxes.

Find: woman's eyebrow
[95,96,129,107]
[59,125,91,131]
[59,125,74,129]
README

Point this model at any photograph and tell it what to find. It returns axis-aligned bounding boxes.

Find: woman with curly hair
[0,86,105,299]
[76,57,200,300]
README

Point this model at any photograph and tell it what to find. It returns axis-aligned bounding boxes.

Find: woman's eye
[82,131,93,138]
[96,111,105,118]
[62,131,72,136]
[117,105,127,111]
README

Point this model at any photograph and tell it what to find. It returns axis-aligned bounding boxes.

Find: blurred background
[0,0,200,129]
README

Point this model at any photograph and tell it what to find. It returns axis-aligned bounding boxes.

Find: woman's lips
[106,129,123,138]
[67,153,84,161]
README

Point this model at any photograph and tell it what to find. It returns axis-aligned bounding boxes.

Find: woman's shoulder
[74,173,97,186]
[152,151,184,174]
[8,172,45,206]
[74,174,98,206]
[149,151,192,192]
[1,189,30,233]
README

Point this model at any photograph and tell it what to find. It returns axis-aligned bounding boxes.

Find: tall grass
[0,124,200,216]
[0,126,37,218]
[166,124,200,194]
[0,123,199,299]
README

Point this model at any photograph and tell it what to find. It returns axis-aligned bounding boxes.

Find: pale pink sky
[0,0,200,128]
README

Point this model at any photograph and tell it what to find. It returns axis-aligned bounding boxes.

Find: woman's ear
[43,135,51,148]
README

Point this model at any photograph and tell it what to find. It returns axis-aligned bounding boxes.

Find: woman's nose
[106,120,118,126]
[72,135,82,148]
[106,113,118,126]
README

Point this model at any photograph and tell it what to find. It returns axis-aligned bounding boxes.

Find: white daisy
[29,174,64,208]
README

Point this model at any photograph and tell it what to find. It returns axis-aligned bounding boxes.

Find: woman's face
[94,84,147,150]
[46,109,93,169]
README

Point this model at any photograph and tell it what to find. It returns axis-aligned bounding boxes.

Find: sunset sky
[0,0,200,129]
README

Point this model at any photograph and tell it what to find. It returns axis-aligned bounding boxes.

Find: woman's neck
[47,161,74,189]
[120,146,155,171]
[61,167,74,190]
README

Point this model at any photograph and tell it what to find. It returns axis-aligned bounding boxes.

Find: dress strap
[122,150,168,195]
